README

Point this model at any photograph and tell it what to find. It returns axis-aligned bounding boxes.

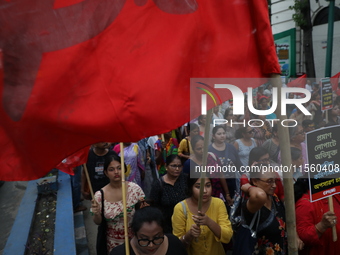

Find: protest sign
[306,125,340,201]
[321,78,333,111]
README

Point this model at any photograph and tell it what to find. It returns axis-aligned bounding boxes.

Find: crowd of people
[70,83,340,255]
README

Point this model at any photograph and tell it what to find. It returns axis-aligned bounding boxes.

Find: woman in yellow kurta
[178,123,199,163]
[172,177,232,255]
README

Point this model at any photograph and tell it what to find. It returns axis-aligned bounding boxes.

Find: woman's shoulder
[295,193,311,207]
[128,182,145,196]
[183,158,192,167]
[261,138,270,146]
[110,242,135,255]
[166,233,181,243]
[174,199,188,211]
[128,181,141,189]
[179,138,187,145]
[177,173,187,183]
[166,234,187,254]
[209,197,226,211]
[227,141,238,147]
[211,197,224,205]
[300,142,307,149]
[94,189,103,201]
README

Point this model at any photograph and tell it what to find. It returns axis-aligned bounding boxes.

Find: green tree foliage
[290,0,309,27]
[289,0,316,77]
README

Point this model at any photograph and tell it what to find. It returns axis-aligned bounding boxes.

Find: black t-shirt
[242,195,287,255]
[110,233,187,255]
[149,174,187,233]
[86,148,117,193]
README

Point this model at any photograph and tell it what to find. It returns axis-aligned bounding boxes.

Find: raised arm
[241,183,267,214]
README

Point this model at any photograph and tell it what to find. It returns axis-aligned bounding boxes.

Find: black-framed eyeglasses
[169,164,182,169]
[257,178,276,185]
[137,236,164,247]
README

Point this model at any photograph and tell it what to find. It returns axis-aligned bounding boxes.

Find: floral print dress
[94,182,145,253]
[243,194,287,255]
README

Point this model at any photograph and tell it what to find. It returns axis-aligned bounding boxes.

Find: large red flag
[0,0,280,181]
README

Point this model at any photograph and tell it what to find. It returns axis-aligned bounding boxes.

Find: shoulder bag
[96,189,108,255]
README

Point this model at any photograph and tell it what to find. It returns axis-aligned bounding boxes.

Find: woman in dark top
[240,164,287,254]
[208,125,243,199]
[149,155,187,233]
[111,206,187,255]
[183,135,232,205]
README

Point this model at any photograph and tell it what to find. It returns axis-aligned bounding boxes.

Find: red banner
[331,72,340,91]
[56,146,90,175]
[287,74,307,88]
[0,0,280,181]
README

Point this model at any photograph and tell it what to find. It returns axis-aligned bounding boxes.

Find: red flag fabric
[286,74,307,88]
[55,146,90,175]
[331,72,340,91]
[0,0,280,181]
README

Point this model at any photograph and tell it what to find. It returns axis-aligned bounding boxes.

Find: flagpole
[83,163,94,199]
[197,109,213,231]
[271,74,298,254]
[328,196,337,242]
[120,142,130,255]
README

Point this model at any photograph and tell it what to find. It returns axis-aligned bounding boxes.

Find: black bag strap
[249,210,260,230]
[257,197,277,233]
[100,189,105,220]
[240,194,261,238]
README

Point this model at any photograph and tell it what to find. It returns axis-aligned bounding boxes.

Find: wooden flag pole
[161,134,165,142]
[197,109,213,234]
[271,74,298,255]
[83,163,94,199]
[120,142,130,255]
[328,196,338,242]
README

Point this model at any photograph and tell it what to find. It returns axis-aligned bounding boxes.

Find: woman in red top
[295,178,340,255]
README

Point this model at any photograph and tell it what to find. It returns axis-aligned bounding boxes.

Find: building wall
[271,0,340,78]
[313,21,340,78]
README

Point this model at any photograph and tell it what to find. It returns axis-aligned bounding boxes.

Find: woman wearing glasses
[172,177,233,255]
[111,206,187,255]
[240,164,288,254]
[239,147,285,202]
[149,155,187,233]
